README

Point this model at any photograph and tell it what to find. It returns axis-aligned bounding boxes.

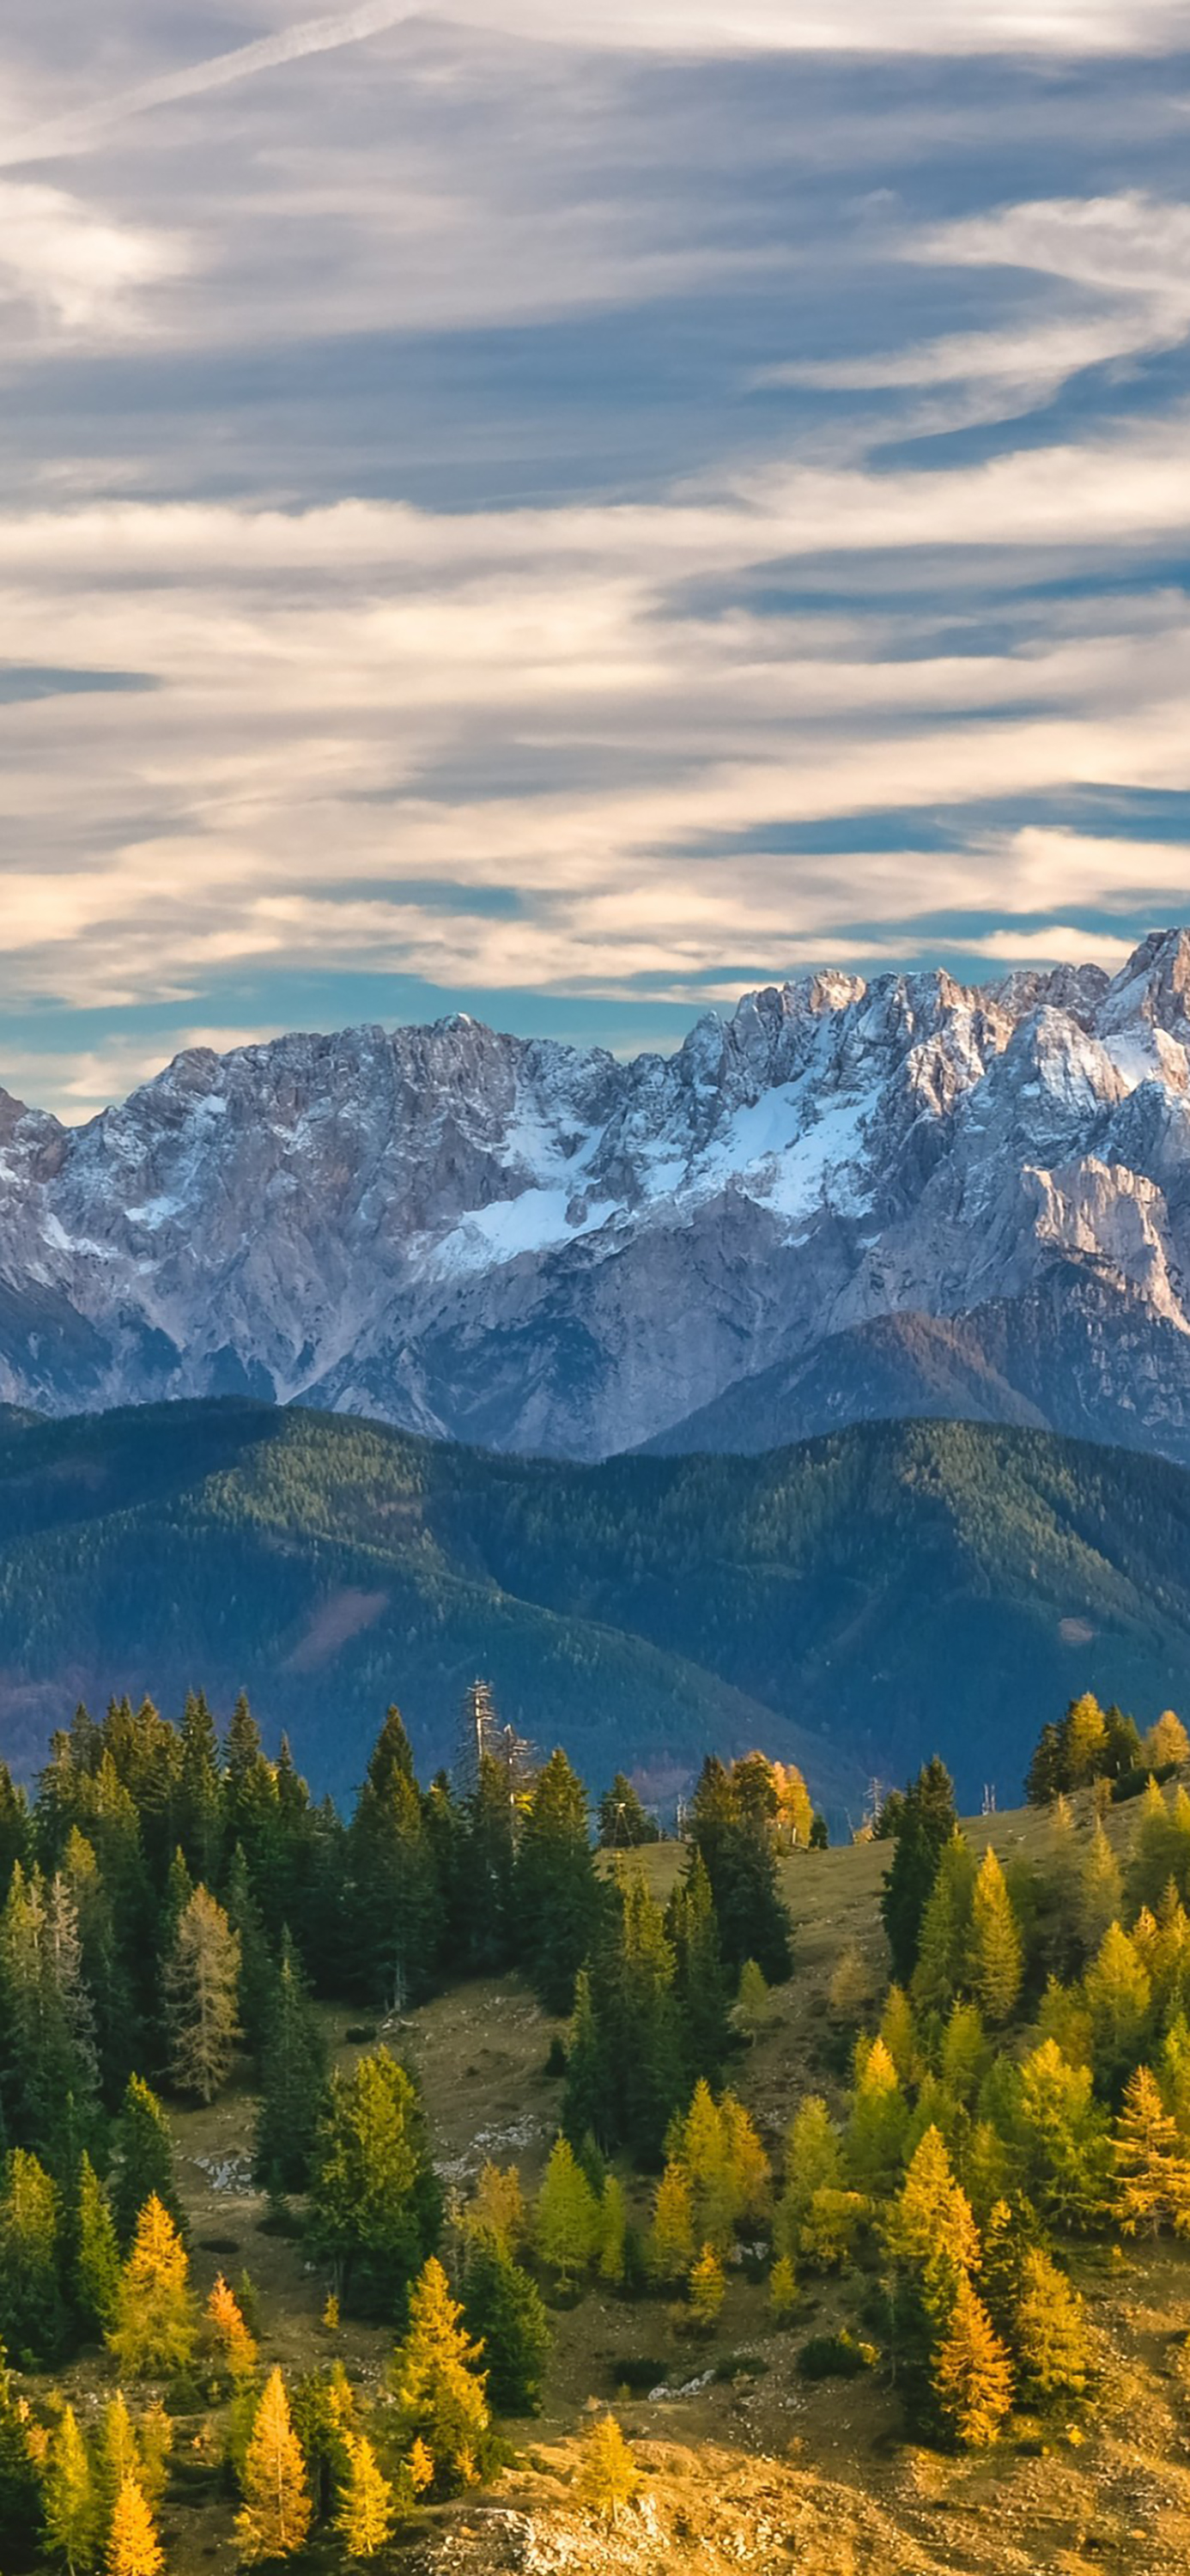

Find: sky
[1,1,1189,1118]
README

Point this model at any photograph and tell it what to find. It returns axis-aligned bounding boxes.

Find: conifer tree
[535,2138,600,2289]
[453,1754,518,1976]
[0,1759,29,1895]
[687,2242,726,2331]
[1084,1919,1152,2088]
[0,2147,64,2364]
[253,1927,327,2196]
[164,1883,241,2103]
[335,2433,396,2559]
[1114,2065,1190,2237]
[108,2079,183,2253]
[598,1775,656,1848]
[74,2152,121,2337]
[462,2231,551,2414]
[235,2368,313,2563]
[578,2415,641,2524]
[307,2045,440,2318]
[0,1862,100,2172]
[665,1850,732,2091]
[222,1695,278,1877]
[561,1968,603,2148]
[463,2163,527,2259]
[877,1983,919,2085]
[883,2126,980,2280]
[735,1959,771,2039]
[774,2096,844,2263]
[1016,2038,1112,2232]
[768,2252,798,2322]
[1012,2247,1092,2400]
[911,1831,976,2016]
[845,2036,908,2192]
[106,2194,196,2378]
[598,2173,628,2287]
[0,2336,40,2561]
[968,1848,1023,2024]
[933,2275,1013,2447]
[1146,1710,1190,1770]
[347,1708,441,2010]
[1062,1692,1109,1789]
[938,2001,989,2107]
[649,2160,695,2284]
[879,1758,957,1980]
[222,1846,275,2062]
[206,2275,258,2380]
[570,1871,685,2164]
[689,1756,791,1983]
[42,2403,97,2575]
[515,1750,600,2016]
[390,2257,489,2492]
[94,2397,141,2539]
[1079,1820,1124,1958]
[174,1692,222,1886]
[63,1829,138,2106]
[105,2477,162,2576]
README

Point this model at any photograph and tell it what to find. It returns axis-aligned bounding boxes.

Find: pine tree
[0,2147,64,2365]
[1025,1721,1065,1805]
[0,1862,100,2173]
[74,2152,121,2337]
[335,2433,396,2559]
[390,2256,489,2492]
[1012,2246,1092,2400]
[222,1846,275,2063]
[515,1751,600,2017]
[106,2194,196,2378]
[42,2403,97,2575]
[462,2232,551,2415]
[883,2126,980,2279]
[571,1871,685,2164]
[164,1883,240,2104]
[933,2275,1013,2447]
[968,1848,1023,2024]
[452,1754,517,1977]
[687,2243,726,2331]
[108,2079,184,2253]
[578,2415,641,2524]
[689,1756,791,1984]
[105,2477,162,2576]
[206,2274,258,2379]
[253,1927,327,2196]
[665,1851,732,2092]
[1114,2064,1190,2237]
[307,2045,440,2318]
[535,2138,600,2289]
[174,1692,222,1886]
[235,2368,313,2563]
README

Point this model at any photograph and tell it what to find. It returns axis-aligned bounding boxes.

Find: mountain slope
[3,929,1190,1459]
[0,1400,1188,1807]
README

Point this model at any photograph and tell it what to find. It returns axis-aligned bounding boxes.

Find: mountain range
[0,1400,1188,1812]
[2,926,1190,1462]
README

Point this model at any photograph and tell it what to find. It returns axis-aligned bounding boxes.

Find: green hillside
[0,1400,1188,1807]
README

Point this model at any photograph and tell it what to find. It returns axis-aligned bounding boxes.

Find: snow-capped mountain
[4,927,1190,1462]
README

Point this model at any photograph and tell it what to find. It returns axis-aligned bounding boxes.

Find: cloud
[0,179,186,338]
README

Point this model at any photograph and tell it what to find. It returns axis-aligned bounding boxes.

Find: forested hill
[0,1400,1189,1806]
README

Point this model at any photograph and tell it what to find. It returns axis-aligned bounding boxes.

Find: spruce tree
[235,2369,313,2564]
[515,1751,600,2017]
[462,2232,551,2414]
[164,1884,241,2104]
[879,1758,957,1983]
[108,2078,183,2252]
[0,2336,40,2562]
[253,1928,328,2196]
[454,1753,518,1976]
[665,1850,731,2091]
[307,2045,440,2318]
[0,2147,64,2365]
[0,1862,100,2172]
[42,2403,97,2576]
[933,2275,1013,2447]
[174,1692,222,1886]
[106,2195,196,2379]
[598,1776,656,1849]
[689,1756,791,1984]
[347,1710,441,2011]
[222,1846,276,2062]
[74,2153,121,2338]
[390,2257,489,2492]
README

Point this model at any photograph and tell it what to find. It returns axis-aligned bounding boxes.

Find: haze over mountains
[2,928,1190,1464]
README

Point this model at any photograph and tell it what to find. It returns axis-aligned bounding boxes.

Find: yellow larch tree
[104,2477,162,2576]
[234,2367,313,2563]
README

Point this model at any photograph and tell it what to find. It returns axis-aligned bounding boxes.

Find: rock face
[4,928,1190,1461]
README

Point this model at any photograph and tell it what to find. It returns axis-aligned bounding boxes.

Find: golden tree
[390,2256,489,2492]
[968,1849,1023,2025]
[933,2275,1013,2447]
[235,2368,313,2563]
[577,2415,641,2524]
[104,2477,162,2576]
[205,2274,258,2380]
[335,2433,396,2560]
[42,2403,97,2576]
[648,2163,695,2284]
[686,2243,726,2332]
[1114,2065,1190,2237]
[164,1884,241,2105]
[1013,2247,1093,2400]
[883,2125,980,2276]
[106,2196,196,2379]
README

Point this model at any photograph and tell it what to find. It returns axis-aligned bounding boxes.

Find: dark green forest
[0,1400,1189,1802]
